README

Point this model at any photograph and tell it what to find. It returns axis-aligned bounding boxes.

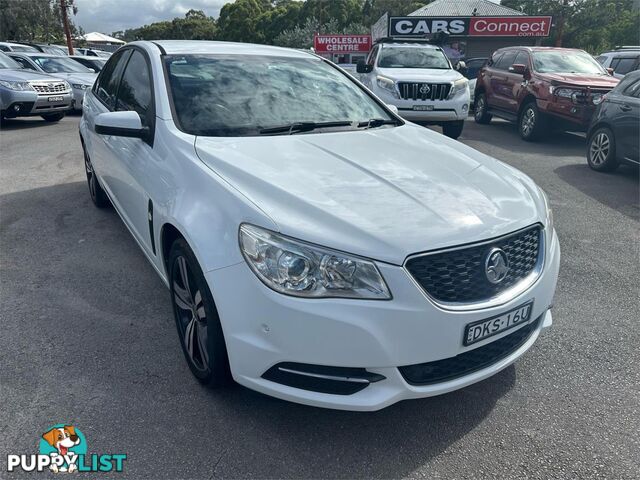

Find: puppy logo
[40,425,85,473]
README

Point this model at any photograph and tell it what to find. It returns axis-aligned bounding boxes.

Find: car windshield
[165,54,394,137]
[31,56,92,73]
[377,47,450,69]
[532,51,606,74]
[0,52,21,69]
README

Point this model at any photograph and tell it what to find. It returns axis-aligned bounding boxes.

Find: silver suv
[0,52,72,122]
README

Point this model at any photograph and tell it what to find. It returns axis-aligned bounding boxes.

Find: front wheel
[587,127,618,172]
[442,120,464,139]
[518,101,547,141]
[474,93,492,124]
[169,239,231,386]
[41,113,65,122]
[83,148,110,208]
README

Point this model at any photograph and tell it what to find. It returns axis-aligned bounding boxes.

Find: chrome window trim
[403,223,546,312]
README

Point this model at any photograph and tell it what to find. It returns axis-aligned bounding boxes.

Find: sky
[74,0,229,35]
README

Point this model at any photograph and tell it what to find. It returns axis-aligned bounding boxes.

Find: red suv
[474,47,619,141]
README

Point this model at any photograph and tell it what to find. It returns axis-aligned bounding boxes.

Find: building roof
[80,32,125,44]
[409,0,524,17]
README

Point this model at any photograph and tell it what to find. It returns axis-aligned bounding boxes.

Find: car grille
[30,82,68,94]
[398,315,541,385]
[405,225,542,304]
[398,82,451,100]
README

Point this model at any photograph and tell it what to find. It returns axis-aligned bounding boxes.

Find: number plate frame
[463,301,534,346]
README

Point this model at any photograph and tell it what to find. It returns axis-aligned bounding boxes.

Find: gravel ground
[1,114,638,479]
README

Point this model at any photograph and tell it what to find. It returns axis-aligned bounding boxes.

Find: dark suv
[474,47,619,141]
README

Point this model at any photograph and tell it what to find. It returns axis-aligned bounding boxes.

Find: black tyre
[474,93,492,124]
[41,112,65,122]
[169,238,230,386]
[587,127,618,172]
[442,120,464,139]
[83,147,111,208]
[518,101,547,141]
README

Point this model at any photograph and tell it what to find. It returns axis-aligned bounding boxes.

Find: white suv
[357,39,470,139]
[80,40,559,411]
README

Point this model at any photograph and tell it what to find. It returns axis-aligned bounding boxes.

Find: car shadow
[0,117,60,130]
[555,163,639,221]
[0,180,516,479]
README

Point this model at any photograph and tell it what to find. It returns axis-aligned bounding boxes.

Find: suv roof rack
[613,45,640,50]
[375,32,450,47]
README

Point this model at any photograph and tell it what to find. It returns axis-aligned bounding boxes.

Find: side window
[95,50,131,110]
[595,55,607,65]
[488,52,504,68]
[12,57,35,70]
[513,51,529,67]
[614,57,637,75]
[116,50,153,125]
[622,78,640,98]
[494,50,518,71]
[609,58,620,71]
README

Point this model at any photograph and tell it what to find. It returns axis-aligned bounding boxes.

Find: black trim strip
[148,199,156,255]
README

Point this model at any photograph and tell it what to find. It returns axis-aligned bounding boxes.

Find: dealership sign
[389,16,552,37]
[314,34,372,53]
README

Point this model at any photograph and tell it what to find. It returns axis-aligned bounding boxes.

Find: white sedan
[79,40,560,411]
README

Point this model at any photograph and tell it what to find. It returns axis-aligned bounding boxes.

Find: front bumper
[208,229,560,411]
[0,88,72,117]
[373,85,470,123]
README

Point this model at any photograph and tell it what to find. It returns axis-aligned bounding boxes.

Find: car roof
[7,52,62,58]
[380,42,440,49]
[148,40,315,58]
[499,46,587,53]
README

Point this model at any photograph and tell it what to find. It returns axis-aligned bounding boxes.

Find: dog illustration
[42,425,80,473]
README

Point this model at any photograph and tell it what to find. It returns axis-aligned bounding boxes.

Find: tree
[118,10,216,41]
[0,0,80,42]
[362,0,429,26]
[215,0,272,42]
[273,17,369,49]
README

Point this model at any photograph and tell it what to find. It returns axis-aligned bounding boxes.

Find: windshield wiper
[357,118,401,129]
[259,121,353,135]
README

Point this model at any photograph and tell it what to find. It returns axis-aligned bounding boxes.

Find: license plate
[464,301,534,346]
[48,96,63,102]
[413,105,434,111]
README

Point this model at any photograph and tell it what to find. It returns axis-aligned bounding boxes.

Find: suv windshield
[377,47,450,69]
[0,52,21,69]
[532,51,606,74]
[165,54,395,137]
[32,56,92,73]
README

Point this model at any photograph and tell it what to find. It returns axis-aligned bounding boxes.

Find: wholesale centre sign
[314,34,372,53]
[389,16,552,37]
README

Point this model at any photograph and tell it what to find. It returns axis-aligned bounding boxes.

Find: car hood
[377,67,462,82]
[0,68,65,82]
[195,125,544,264]
[540,72,619,88]
[55,72,96,85]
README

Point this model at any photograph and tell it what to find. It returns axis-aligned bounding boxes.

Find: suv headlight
[239,224,391,300]
[448,78,469,99]
[0,80,35,91]
[540,189,554,233]
[376,76,399,99]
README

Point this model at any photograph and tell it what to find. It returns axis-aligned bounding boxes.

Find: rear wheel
[518,101,547,141]
[41,113,65,122]
[169,239,230,386]
[442,120,464,139]
[587,127,618,172]
[474,93,492,124]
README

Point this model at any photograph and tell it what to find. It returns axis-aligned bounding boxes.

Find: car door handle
[619,104,632,112]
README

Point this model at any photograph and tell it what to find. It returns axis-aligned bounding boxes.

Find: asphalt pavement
[1,114,638,479]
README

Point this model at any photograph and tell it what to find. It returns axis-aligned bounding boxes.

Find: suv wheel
[474,93,492,124]
[519,101,546,141]
[83,147,111,208]
[442,120,464,139]
[587,127,618,172]
[41,113,65,122]
[169,238,231,386]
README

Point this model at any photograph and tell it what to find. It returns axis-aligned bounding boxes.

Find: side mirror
[606,67,614,75]
[386,104,399,114]
[356,60,373,74]
[95,111,147,139]
[509,63,527,75]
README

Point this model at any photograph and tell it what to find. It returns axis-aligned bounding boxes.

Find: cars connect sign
[389,16,552,37]
[314,34,372,53]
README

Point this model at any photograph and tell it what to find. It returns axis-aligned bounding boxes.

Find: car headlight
[540,189,554,233]
[448,78,469,99]
[591,93,605,105]
[239,224,391,300]
[376,76,399,99]
[71,83,90,90]
[0,80,35,91]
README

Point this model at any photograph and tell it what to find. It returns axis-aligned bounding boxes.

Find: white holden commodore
[79,40,560,411]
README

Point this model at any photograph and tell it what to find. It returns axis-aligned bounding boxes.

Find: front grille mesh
[405,225,542,304]
[30,82,68,93]
[399,316,540,385]
[398,82,451,100]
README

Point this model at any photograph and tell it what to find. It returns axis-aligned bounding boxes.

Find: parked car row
[0,41,112,58]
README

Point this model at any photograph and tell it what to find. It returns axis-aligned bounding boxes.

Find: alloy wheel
[521,108,535,136]
[172,256,209,372]
[589,132,610,166]
[84,153,96,201]
[475,96,485,120]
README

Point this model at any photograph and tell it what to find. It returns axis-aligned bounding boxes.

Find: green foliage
[362,0,429,26]
[272,17,369,49]
[502,0,640,52]
[215,0,272,43]
[0,0,80,42]
[118,10,217,41]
